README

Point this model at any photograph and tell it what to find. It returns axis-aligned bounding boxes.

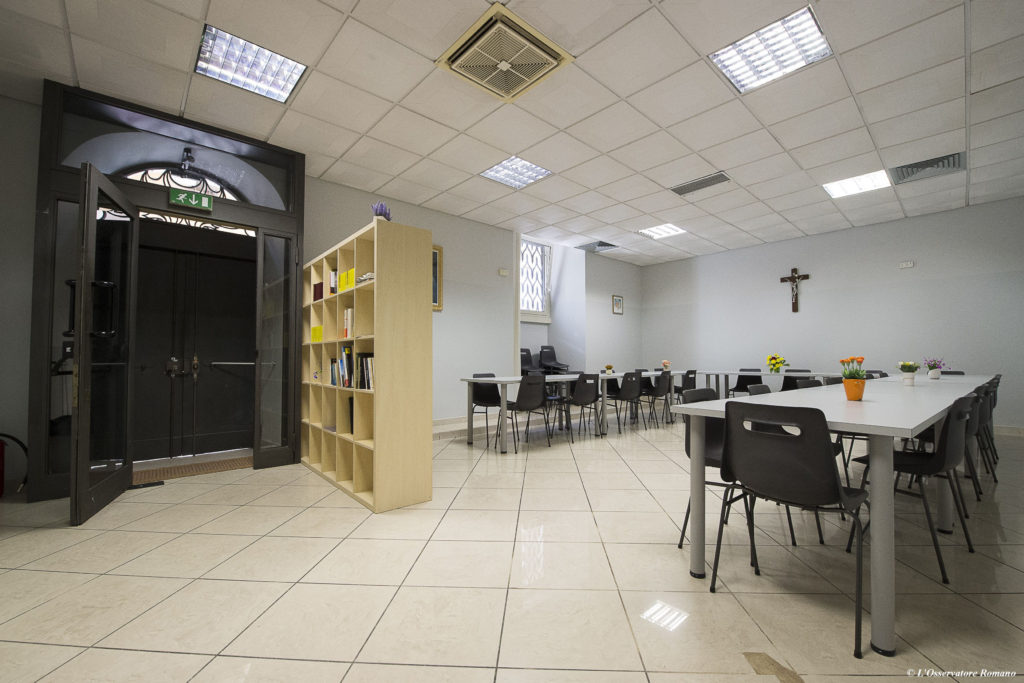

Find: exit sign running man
[169,189,213,211]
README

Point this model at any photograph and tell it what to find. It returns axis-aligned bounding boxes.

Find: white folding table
[696,369,844,397]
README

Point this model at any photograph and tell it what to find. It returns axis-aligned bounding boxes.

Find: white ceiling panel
[816,0,960,53]
[766,187,831,212]
[367,106,457,156]
[72,37,188,114]
[769,98,864,149]
[205,0,344,65]
[669,100,762,151]
[557,215,605,234]
[791,128,876,171]
[562,156,634,188]
[661,0,804,55]
[466,105,558,155]
[3,0,64,26]
[644,155,717,188]
[588,203,642,224]
[561,191,618,214]
[747,222,803,242]
[67,0,201,71]
[0,8,71,81]
[712,231,763,249]
[516,64,618,130]
[971,111,1024,148]
[970,174,1024,204]
[509,0,650,55]
[269,110,360,158]
[431,134,507,174]
[526,225,573,243]
[448,176,513,203]
[609,131,692,173]
[970,156,1024,184]
[830,186,899,210]
[869,99,965,149]
[576,9,698,97]
[351,0,485,58]
[747,170,817,201]
[527,204,579,225]
[184,75,285,139]
[878,129,964,168]
[318,19,433,102]
[500,214,543,232]
[780,201,839,222]
[806,151,885,185]
[400,69,501,131]
[701,129,783,169]
[693,188,757,214]
[901,188,966,216]
[520,133,600,174]
[742,59,850,125]
[970,77,1024,123]
[423,192,481,216]
[303,153,336,178]
[971,0,1024,51]
[892,171,966,199]
[856,59,964,124]
[727,153,801,185]
[793,213,851,234]
[627,190,686,214]
[627,61,735,128]
[463,203,517,225]
[568,101,658,153]
[488,191,548,215]
[841,201,905,226]
[717,201,774,224]
[321,159,392,193]
[376,177,440,205]
[341,136,421,176]
[289,71,392,133]
[397,158,471,192]
[148,0,208,20]
[971,34,1024,93]
[520,176,589,203]
[597,175,663,203]
[652,204,708,225]
[970,138,1024,168]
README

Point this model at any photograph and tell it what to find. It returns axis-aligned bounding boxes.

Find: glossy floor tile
[0,434,1020,680]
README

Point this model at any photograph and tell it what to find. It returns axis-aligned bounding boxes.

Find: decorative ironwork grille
[520,239,548,314]
[124,168,240,200]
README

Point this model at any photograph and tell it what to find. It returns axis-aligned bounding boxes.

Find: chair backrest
[651,370,672,398]
[796,378,822,389]
[472,373,500,405]
[605,377,620,395]
[617,371,641,401]
[678,369,697,393]
[515,374,546,411]
[520,348,537,374]
[823,376,843,385]
[747,383,770,395]
[780,368,810,391]
[942,370,965,375]
[682,388,724,464]
[722,402,845,507]
[964,391,982,439]
[634,369,654,393]
[539,345,558,363]
[571,373,599,406]
[930,395,974,473]
[732,368,762,392]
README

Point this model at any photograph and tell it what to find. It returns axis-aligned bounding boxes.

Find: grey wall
[0,96,41,491]
[641,197,1024,428]
[547,245,586,372]
[585,252,643,373]
[519,323,547,358]
[304,178,518,421]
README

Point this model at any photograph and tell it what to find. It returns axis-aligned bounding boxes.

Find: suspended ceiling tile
[2,0,65,26]
[520,132,600,174]
[561,156,633,188]
[712,231,763,249]
[431,134,508,175]
[627,61,735,128]
[668,100,762,151]
[747,171,818,201]
[206,0,345,65]
[815,0,960,53]
[841,200,905,227]
[892,170,966,199]
[341,136,421,176]
[567,101,658,153]
[970,138,1024,168]
[878,129,965,168]
[747,222,803,242]
[184,75,285,139]
[73,38,189,114]
[289,71,392,133]
[701,129,783,169]
[971,111,1024,148]
[765,187,831,212]
[520,176,588,203]
[516,64,619,130]
[463,203,517,226]
[376,177,440,205]
[651,203,708,226]
[971,0,1024,51]
[509,0,650,55]
[769,98,863,149]
[499,214,543,232]
[588,203,642,224]
[448,175,513,204]
[397,158,471,192]
[400,69,501,131]
[780,201,839,222]
[527,225,574,243]
[487,191,548,216]
[562,191,618,214]
[318,19,433,102]
[576,8,698,97]
[351,0,486,58]
[613,231,655,247]
[727,153,801,186]
[527,204,578,224]
[627,190,686,214]
[741,59,850,126]
[67,0,201,71]
[901,188,966,216]
[830,186,898,210]
[869,99,965,149]
[303,152,335,178]
[368,106,458,156]
[0,7,74,81]
[643,154,717,188]
[970,156,1024,184]
[856,59,964,124]
[790,128,876,171]
[558,233,601,248]
[674,178,736,204]
[693,188,757,215]
[321,159,391,192]
[717,201,774,224]
[597,175,663,203]
[970,174,1024,204]
[842,8,963,93]
[661,0,804,55]
[971,34,1024,92]
[556,215,605,234]
[466,105,558,155]
[806,151,885,185]
[423,192,481,216]
[609,131,692,173]
[970,77,1024,124]
[794,213,851,234]
[268,110,360,158]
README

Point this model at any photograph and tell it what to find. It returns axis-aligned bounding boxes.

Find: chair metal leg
[962,443,984,501]
[678,501,689,548]
[710,486,734,593]
[814,510,825,544]
[785,506,798,546]
[853,510,864,659]
[947,474,974,552]
[918,477,950,584]
[745,495,760,575]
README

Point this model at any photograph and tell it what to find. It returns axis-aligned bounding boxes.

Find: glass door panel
[255,231,295,468]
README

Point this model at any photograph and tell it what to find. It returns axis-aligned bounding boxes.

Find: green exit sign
[169,189,213,211]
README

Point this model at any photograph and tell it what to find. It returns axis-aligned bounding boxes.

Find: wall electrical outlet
[898,260,915,269]
[498,268,510,277]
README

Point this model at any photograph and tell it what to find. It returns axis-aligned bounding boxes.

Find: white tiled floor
[1,423,1023,681]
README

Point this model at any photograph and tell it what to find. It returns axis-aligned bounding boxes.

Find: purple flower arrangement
[923,357,946,371]
[371,201,391,221]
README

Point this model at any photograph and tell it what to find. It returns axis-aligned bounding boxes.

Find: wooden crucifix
[779,267,810,312]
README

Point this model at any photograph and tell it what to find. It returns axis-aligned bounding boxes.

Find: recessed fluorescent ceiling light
[195,25,306,102]
[481,156,552,189]
[639,223,686,239]
[822,170,891,198]
[710,6,832,93]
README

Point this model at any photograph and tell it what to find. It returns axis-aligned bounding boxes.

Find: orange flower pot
[843,378,866,401]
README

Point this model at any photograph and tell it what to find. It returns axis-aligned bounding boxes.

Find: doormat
[132,455,253,485]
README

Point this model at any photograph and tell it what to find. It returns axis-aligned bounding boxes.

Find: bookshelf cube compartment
[337,436,354,483]
[354,288,374,338]
[354,230,375,280]
[301,345,311,383]
[336,389,353,437]
[323,387,337,432]
[338,292,355,340]
[309,425,323,465]
[354,444,373,494]
[353,392,374,441]
[321,431,337,476]
[324,298,339,340]
[309,385,322,426]
[301,423,310,462]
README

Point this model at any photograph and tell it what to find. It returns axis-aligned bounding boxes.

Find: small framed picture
[611,294,624,315]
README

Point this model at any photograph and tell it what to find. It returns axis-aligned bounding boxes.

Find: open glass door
[254,230,296,468]
[70,163,139,525]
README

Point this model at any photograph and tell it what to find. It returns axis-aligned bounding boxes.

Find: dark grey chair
[539,345,569,374]
[565,373,601,441]
[795,378,822,389]
[780,368,811,391]
[747,383,770,395]
[472,373,513,450]
[729,368,762,396]
[610,371,645,433]
[520,348,542,376]
[511,374,551,449]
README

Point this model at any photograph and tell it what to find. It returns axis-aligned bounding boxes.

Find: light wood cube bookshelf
[301,217,432,512]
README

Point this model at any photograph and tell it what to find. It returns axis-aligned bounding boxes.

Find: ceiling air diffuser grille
[889,152,964,185]
[577,241,618,253]
[438,4,573,102]
[670,172,731,196]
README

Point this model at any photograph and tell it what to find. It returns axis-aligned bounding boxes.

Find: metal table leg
[867,434,897,656]
[688,416,706,578]
[466,382,474,445]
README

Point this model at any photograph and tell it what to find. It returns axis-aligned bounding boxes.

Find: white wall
[547,245,586,371]
[585,252,644,373]
[304,178,518,421]
[0,96,41,491]
[641,198,1024,428]
[519,322,547,361]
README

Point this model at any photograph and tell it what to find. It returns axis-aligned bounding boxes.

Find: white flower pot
[928,368,941,379]
[902,372,916,386]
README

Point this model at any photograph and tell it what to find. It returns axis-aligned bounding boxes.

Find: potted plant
[661,359,671,371]
[840,356,867,400]
[766,353,788,374]
[924,357,945,379]
[897,361,920,385]
[604,364,614,375]
[371,200,391,221]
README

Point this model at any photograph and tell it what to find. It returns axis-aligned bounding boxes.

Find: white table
[671,374,991,657]
[696,369,844,397]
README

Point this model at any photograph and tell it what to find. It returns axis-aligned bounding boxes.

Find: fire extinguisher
[0,433,28,497]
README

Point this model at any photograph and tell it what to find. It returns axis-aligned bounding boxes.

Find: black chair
[780,368,810,391]
[520,348,543,376]
[747,383,770,395]
[865,370,888,377]
[729,368,762,396]
[636,368,655,400]
[851,394,975,584]
[472,373,514,450]
[711,402,868,658]
[539,345,569,374]
[565,373,601,441]
[511,374,551,449]
[823,376,843,386]
[677,388,727,548]
[795,378,822,389]
[674,369,697,402]
[610,371,646,432]
[941,370,965,375]
[648,370,674,425]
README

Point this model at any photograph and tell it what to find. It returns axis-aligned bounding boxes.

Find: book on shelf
[343,268,355,290]
[355,352,375,390]
[342,307,353,338]
[330,270,338,294]
[329,358,337,386]
[311,325,323,343]
[342,346,353,387]
[313,282,323,301]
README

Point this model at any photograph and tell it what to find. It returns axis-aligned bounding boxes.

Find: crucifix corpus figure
[779,267,810,313]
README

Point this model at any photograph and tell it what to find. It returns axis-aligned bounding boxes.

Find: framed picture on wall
[432,245,443,312]
[612,294,623,315]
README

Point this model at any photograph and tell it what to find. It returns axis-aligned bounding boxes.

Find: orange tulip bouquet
[840,356,867,400]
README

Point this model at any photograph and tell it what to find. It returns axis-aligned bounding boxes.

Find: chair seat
[852,450,940,476]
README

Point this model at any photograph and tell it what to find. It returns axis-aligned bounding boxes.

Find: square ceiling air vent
[437,4,573,102]
[889,152,965,185]
[669,172,730,197]
[577,241,618,253]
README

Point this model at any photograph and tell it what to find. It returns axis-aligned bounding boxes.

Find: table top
[697,370,844,377]
[671,374,992,438]
[461,370,681,384]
